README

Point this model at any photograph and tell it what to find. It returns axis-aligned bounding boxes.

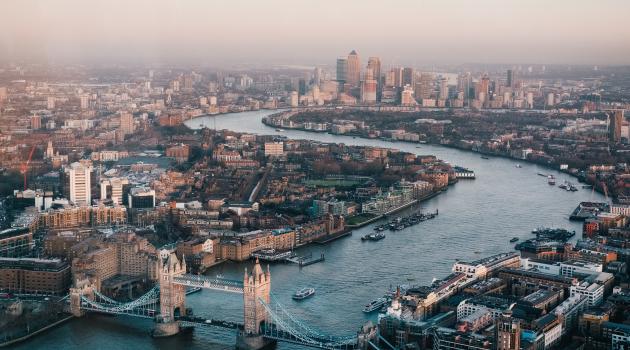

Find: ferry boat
[292,287,315,300]
[515,164,522,168]
[362,233,385,241]
[547,175,556,185]
[509,237,519,243]
[363,298,388,313]
[275,128,283,132]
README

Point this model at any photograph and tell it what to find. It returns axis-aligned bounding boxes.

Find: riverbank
[264,118,597,194]
[0,315,74,348]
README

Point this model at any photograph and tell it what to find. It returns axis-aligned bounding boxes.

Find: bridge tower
[237,258,274,350]
[154,252,187,337]
[69,278,95,317]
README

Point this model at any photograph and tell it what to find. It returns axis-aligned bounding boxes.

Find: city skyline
[2,0,630,66]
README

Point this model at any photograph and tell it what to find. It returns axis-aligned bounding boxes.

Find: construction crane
[19,145,36,190]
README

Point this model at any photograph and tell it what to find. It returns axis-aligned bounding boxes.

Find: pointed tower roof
[252,257,263,278]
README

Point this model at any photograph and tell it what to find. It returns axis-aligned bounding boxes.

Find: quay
[0,315,74,348]
[313,229,352,244]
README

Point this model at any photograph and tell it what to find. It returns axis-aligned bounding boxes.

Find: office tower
[496,310,521,350]
[414,73,434,100]
[313,67,322,87]
[80,94,89,109]
[480,75,490,99]
[100,177,130,205]
[289,91,299,107]
[360,68,377,105]
[527,92,534,109]
[67,162,92,206]
[401,85,415,106]
[47,96,55,109]
[391,67,404,88]
[183,75,193,90]
[609,110,624,143]
[30,115,41,130]
[367,57,381,86]
[367,57,381,99]
[346,50,361,87]
[546,92,555,107]
[507,69,514,88]
[119,111,135,136]
[336,58,348,83]
[298,79,307,96]
[439,78,448,100]
[457,73,472,99]
[402,67,414,87]
[128,187,156,209]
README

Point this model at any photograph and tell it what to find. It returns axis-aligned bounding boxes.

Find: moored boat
[509,237,519,243]
[362,233,386,241]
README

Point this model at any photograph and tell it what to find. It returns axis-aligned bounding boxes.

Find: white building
[570,281,604,306]
[67,162,92,205]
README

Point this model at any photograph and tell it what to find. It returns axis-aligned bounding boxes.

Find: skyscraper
[360,68,377,105]
[402,67,414,87]
[336,58,348,83]
[367,57,381,100]
[392,67,404,88]
[507,69,515,88]
[495,310,520,350]
[439,78,449,100]
[415,73,434,101]
[346,50,361,87]
[609,110,624,143]
[67,162,92,206]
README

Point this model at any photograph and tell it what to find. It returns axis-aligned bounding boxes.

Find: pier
[286,252,325,267]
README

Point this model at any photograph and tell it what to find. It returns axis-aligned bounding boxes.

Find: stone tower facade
[158,252,187,322]
[243,258,271,335]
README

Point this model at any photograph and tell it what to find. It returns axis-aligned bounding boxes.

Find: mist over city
[1,2,630,350]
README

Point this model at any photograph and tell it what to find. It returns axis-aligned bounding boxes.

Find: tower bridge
[68,253,375,350]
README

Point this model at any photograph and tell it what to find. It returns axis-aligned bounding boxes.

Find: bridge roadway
[172,274,244,293]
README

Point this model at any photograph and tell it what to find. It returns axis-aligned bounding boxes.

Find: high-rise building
[45,141,54,158]
[336,58,348,83]
[415,73,434,100]
[367,57,381,99]
[402,67,414,87]
[401,85,415,106]
[495,310,521,350]
[67,162,92,206]
[507,69,515,88]
[80,94,89,109]
[346,50,361,87]
[609,110,624,143]
[30,115,41,130]
[439,78,449,100]
[360,68,377,105]
[0,87,7,102]
[289,91,299,107]
[313,67,322,87]
[479,75,490,99]
[391,67,404,88]
[119,111,135,136]
[546,92,555,108]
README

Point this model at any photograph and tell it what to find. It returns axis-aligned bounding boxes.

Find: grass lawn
[346,213,378,225]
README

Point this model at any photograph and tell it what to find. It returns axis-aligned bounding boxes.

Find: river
[14,109,605,350]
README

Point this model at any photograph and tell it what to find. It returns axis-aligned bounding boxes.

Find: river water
[14,110,605,350]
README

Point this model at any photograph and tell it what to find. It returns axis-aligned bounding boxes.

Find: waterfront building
[66,162,93,206]
[0,227,33,258]
[552,294,587,335]
[361,187,414,215]
[0,257,71,295]
[452,252,520,279]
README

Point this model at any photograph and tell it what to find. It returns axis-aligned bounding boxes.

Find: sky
[1,0,630,67]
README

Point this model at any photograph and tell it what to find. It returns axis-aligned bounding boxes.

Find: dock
[286,252,325,267]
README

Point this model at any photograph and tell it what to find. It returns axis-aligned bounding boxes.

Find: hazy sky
[2,0,630,67]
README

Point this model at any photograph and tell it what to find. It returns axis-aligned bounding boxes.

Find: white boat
[292,287,315,300]
[363,297,388,313]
